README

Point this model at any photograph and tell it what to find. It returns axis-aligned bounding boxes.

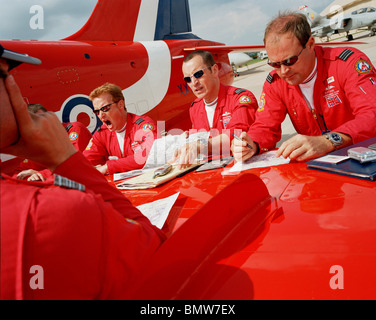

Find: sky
[0,0,332,45]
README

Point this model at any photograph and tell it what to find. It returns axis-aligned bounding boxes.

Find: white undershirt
[116,123,127,156]
[299,57,318,111]
[204,97,218,128]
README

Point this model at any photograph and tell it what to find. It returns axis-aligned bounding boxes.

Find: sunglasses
[183,66,211,83]
[267,46,306,68]
[93,101,117,116]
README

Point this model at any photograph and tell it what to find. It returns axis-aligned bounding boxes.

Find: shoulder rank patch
[355,59,373,74]
[266,73,274,84]
[234,88,246,95]
[190,100,199,107]
[54,175,85,192]
[338,49,354,61]
[65,124,73,132]
[125,218,140,226]
[135,118,145,125]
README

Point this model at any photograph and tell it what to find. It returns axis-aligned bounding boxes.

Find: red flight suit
[189,83,258,139]
[249,46,376,152]
[83,113,156,174]
[0,151,165,299]
[12,121,92,179]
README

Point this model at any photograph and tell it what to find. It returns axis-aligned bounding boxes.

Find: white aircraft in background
[300,5,376,41]
[228,52,253,75]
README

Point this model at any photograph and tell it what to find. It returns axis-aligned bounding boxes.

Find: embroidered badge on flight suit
[142,123,154,132]
[221,112,232,128]
[85,138,93,150]
[355,60,373,74]
[69,132,78,141]
[258,92,266,112]
[324,77,342,108]
[239,95,251,104]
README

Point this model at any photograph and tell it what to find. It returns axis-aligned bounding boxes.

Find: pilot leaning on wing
[172,50,259,168]
[232,11,376,163]
[83,83,157,175]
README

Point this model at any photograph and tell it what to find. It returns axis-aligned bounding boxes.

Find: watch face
[328,132,342,146]
[332,133,341,142]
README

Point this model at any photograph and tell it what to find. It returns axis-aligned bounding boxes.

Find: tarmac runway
[233,30,376,146]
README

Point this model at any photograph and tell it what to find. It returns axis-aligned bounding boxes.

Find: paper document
[136,192,180,229]
[313,155,350,164]
[143,132,210,170]
[113,132,210,181]
[229,150,290,172]
[116,163,201,189]
[113,169,153,181]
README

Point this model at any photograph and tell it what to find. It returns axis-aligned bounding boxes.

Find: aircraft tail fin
[299,5,322,27]
[64,0,198,42]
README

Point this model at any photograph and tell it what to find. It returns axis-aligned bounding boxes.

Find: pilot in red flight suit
[172,50,258,168]
[0,47,164,300]
[83,83,157,175]
[14,104,92,181]
[189,83,258,136]
[232,12,376,163]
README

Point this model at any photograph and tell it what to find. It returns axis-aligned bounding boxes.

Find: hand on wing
[27,172,46,182]
[95,164,109,175]
[231,131,257,162]
[276,134,334,161]
[170,140,203,169]
[17,169,38,180]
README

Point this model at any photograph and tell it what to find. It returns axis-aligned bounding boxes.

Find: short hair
[89,82,125,102]
[28,103,47,113]
[183,50,216,68]
[264,11,311,48]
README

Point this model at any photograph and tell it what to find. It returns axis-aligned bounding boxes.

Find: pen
[232,133,253,149]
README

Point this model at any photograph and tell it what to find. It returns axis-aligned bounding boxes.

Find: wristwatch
[325,132,343,149]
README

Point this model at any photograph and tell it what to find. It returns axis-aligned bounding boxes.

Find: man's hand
[276,134,334,161]
[169,140,205,169]
[231,131,257,162]
[16,169,38,180]
[2,75,77,170]
[95,164,109,175]
[27,172,46,182]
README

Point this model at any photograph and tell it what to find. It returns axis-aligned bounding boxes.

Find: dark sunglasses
[93,101,117,116]
[267,46,306,68]
[183,66,211,83]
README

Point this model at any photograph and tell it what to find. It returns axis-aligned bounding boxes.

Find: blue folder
[306,137,376,181]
